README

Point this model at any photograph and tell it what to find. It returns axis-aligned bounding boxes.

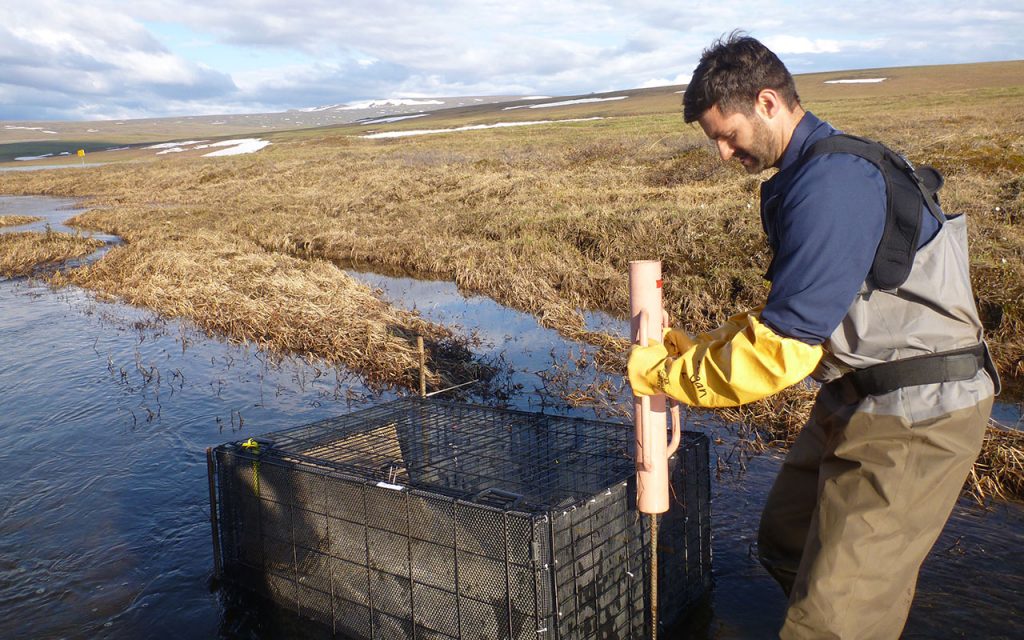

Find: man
[628,33,999,639]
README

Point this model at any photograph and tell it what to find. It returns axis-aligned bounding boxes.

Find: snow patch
[4,125,58,134]
[824,78,887,84]
[338,98,445,111]
[358,113,430,125]
[145,138,269,157]
[196,139,271,157]
[15,153,55,161]
[361,118,603,139]
[503,96,628,111]
[145,140,208,149]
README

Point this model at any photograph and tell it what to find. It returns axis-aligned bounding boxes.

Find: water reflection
[0,280,382,639]
[347,269,625,416]
[0,162,108,172]
[991,401,1022,430]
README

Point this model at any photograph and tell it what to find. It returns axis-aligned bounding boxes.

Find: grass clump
[0,215,42,228]
[969,424,1024,504]
[0,231,103,277]
[48,222,487,392]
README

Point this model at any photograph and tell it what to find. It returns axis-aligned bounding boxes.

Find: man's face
[696,104,779,174]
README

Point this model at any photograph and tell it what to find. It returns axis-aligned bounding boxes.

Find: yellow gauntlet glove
[627,340,672,397]
[662,327,695,357]
[627,310,823,407]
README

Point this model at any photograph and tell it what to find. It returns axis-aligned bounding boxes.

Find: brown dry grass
[969,423,1024,504]
[0,231,103,277]
[0,61,1022,499]
[0,215,42,228]
[48,223,488,392]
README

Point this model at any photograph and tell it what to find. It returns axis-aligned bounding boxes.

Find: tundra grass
[1,64,1022,499]
[0,215,42,228]
[46,225,488,392]
[0,231,103,277]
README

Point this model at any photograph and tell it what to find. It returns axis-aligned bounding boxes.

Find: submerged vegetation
[1,61,1022,500]
[0,231,103,277]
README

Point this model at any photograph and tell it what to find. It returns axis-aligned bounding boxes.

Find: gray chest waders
[772,134,999,400]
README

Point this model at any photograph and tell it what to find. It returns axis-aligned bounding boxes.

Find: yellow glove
[628,340,672,397]
[662,327,695,357]
[627,310,822,407]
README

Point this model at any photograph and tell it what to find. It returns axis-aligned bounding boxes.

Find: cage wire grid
[210,397,711,640]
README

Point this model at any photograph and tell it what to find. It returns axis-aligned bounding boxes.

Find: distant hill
[2,60,1021,166]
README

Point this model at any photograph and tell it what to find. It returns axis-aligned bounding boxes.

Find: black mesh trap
[208,397,711,639]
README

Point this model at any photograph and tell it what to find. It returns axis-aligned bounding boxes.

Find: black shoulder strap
[800,133,944,290]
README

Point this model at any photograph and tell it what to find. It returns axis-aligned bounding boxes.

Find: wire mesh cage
[208,397,711,639]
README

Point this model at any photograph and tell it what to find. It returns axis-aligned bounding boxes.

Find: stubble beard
[738,115,777,174]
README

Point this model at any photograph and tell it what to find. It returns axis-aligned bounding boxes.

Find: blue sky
[1,0,1022,121]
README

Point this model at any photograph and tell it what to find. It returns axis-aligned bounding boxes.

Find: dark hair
[682,31,800,123]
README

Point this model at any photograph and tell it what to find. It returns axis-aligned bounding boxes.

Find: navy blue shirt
[759,112,940,344]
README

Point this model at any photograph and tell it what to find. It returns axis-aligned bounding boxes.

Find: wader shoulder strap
[801,133,945,290]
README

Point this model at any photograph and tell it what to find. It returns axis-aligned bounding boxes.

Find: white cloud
[0,1,1022,121]
[637,74,689,89]
[764,36,842,55]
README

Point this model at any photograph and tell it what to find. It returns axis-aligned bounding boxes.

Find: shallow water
[0,196,1021,639]
[0,162,108,172]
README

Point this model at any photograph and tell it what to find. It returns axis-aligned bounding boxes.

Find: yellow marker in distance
[77,149,85,165]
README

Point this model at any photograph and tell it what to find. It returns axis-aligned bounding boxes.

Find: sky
[1,0,1022,122]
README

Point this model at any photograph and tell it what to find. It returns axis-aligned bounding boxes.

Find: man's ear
[755,89,782,119]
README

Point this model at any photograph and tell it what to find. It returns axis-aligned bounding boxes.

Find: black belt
[824,344,986,400]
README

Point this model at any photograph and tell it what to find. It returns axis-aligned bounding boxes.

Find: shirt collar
[776,111,828,172]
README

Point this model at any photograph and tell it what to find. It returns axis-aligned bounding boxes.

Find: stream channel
[1,196,1022,639]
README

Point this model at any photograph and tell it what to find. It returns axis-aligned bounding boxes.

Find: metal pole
[206,447,223,579]
[417,336,427,397]
[651,514,659,640]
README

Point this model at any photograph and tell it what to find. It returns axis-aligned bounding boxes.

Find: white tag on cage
[375,481,404,491]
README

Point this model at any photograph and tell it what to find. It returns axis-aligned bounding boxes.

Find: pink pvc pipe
[629,260,670,514]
